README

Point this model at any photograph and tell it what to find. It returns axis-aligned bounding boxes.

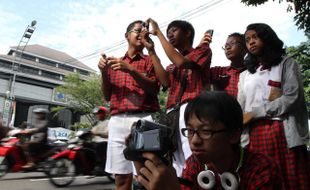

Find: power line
[158,0,228,27]
[59,40,127,65]
[63,0,230,65]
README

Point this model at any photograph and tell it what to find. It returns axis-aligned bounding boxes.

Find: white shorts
[105,112,152,174]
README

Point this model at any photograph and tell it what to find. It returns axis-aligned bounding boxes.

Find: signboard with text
[48,127,72,141]
[2,99,12,127]
[52,89,67,103]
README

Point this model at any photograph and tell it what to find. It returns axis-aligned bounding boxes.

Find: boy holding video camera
[134,91,284,190]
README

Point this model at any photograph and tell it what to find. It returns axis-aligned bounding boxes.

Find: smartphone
[206,29,214,37]
[142,22,149,31]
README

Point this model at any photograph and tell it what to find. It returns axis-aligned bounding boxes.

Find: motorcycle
[0,129,65,177]
[48,128,114,187]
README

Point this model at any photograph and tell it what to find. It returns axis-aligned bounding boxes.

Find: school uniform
[210,65,245,98]
[181,149,284,190]
[104,52,160,174]
[166,44,212,176]
[238,56,310,189]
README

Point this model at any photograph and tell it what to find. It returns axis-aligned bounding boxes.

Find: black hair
[126,20,143,33]
[184,91,243,132]
[167,20,195,46]
[228,32,246,50]
[244,23,286,73]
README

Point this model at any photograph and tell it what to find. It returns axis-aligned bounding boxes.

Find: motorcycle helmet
[93,106,108,117]
[33,108,49,114]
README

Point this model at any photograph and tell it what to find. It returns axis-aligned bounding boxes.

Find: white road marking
[30,176,107,182]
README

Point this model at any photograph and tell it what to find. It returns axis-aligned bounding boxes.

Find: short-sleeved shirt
[210,65,245,98]
[181,149,284,190]
[106,52,160,115]
[165,44,212,109]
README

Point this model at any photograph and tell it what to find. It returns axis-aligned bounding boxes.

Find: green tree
[53,73,107,123]
[241,0,310,33]
[286,34,310,117]
[55,72,170,122]
[54,73,168,123]
[158,89,168,112]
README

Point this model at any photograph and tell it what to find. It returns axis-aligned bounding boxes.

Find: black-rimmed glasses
[128,28,142,34]
[181,128,227,140]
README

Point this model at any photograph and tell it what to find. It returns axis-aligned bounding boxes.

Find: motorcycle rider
[91,106,109,173]
[91,106,109,139]
[21,108,49,169]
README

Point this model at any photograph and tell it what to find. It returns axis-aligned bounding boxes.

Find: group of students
[97,18,309,190]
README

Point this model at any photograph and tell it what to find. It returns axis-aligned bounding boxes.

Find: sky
[0,0,307,72]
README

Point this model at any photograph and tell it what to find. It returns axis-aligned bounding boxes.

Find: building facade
[0,44,96,128]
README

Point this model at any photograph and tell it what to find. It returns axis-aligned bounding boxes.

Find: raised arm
[140,28,170,89]
[147,18,188,68]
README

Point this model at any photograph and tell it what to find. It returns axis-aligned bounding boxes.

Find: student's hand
[108,57,134,73]
[140,29,155,53]
[146,18,161,36]
[98,53,109,71]
[243,112,254,125]
[137,152,181,190]
[268,87,282,102]
[198,32,212,46]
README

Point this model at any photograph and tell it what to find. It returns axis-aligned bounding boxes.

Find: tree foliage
[55,73,169,118]
[286,34,310,117]
[158,89,168,112]
[56,73,106,115]
[241,0,310,33]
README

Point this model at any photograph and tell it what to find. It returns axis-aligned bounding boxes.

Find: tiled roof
[10,44,95,72]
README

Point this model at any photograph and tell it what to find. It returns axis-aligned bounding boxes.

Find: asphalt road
[0,172,115,190]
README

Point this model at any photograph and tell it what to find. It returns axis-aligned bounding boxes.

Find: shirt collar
[122,51,146,61]
[227,65,246,73]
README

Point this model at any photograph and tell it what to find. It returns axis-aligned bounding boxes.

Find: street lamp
[3,20,37,127]
[10,20,37,99]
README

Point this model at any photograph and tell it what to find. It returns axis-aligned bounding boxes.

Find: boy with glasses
[135,91,284,190]
[98,20,161,190]
[209,33,247,98]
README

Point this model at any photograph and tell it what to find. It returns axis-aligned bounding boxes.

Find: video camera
[123,119,174,164]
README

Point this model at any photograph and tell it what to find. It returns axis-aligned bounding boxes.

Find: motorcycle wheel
[0,157,8,178]
[48,158,76,187]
